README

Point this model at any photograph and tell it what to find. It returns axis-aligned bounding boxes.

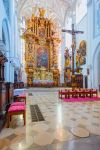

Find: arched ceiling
[17,0,76,27]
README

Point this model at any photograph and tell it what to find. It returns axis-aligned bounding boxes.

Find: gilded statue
[33,71,40,80]
[39,8,46,18]
[79,40,86,56]
[28,68,33,73]
[76,51,84,67]
[65,57,71,67]
[28,54,33,61]
[46,72,53,80]
[65,48,71,67]
[28,43,33,52]
[66,69,71,81]
[28,78,32,86]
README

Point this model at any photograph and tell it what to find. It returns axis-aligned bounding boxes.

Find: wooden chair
[65,90,69,98]
[91,89,98,97]
[85,89,91,98]
[78,89,85,98]
[7,105,26,127]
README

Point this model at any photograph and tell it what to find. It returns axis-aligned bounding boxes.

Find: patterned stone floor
[0,88,100,150]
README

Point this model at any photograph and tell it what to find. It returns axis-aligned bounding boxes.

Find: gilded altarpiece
[22,9,61,86]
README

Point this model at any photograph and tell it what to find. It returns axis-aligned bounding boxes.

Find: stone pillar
[60,33,66,85]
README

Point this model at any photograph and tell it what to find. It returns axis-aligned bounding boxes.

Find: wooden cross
[62,24,84,75]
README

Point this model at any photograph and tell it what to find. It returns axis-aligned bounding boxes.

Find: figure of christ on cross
[62,24,84,75]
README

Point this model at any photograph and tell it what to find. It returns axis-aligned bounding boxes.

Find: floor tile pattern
[0,88,100,150]
[70,127,89,137]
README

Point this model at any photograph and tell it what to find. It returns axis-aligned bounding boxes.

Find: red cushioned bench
[7,105,26,127]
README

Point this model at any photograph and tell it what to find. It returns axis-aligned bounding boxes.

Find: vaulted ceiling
[17,0,76,27]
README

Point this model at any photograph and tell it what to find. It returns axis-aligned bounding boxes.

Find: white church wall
[60,33,65,84]
[10,1,22,82]
[77,0,100,89]
[92,43,100,90]
[0,0,22,83]
[87,0,100,90]
[75,0,100,89]
[75,3,88,88]
[0,0,11,82]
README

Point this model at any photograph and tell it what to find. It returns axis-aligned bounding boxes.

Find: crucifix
[62,24,84,75]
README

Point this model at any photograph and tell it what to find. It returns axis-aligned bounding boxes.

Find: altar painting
[37,47,48,68]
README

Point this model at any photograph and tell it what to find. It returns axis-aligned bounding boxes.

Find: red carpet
[63,97,100,103]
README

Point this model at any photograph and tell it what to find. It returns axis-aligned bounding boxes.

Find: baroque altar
[22,8,61,87]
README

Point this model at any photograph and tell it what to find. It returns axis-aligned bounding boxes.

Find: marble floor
[0,88,100,150]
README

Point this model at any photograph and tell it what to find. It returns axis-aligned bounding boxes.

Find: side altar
[22,8,61,87]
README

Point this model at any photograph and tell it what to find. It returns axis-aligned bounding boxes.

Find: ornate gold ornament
[39,8,46,18]
[22,8,61,86]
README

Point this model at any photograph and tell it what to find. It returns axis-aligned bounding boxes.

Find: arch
[2,18,10,51]
[93,42,100,89]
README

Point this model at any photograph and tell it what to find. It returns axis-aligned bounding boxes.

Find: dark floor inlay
[30,105,38,122]
[28,93,33,96]
[30,105,45,122]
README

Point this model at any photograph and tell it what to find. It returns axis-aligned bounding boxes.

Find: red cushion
[8,105,25,112]
[19,93,26,96]
[18,95,26,98]
[11,102,25,106]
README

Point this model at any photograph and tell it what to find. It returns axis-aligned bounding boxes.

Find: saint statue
[76,50,84,67]
[46,72,53,80]
[65,48,71,67]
